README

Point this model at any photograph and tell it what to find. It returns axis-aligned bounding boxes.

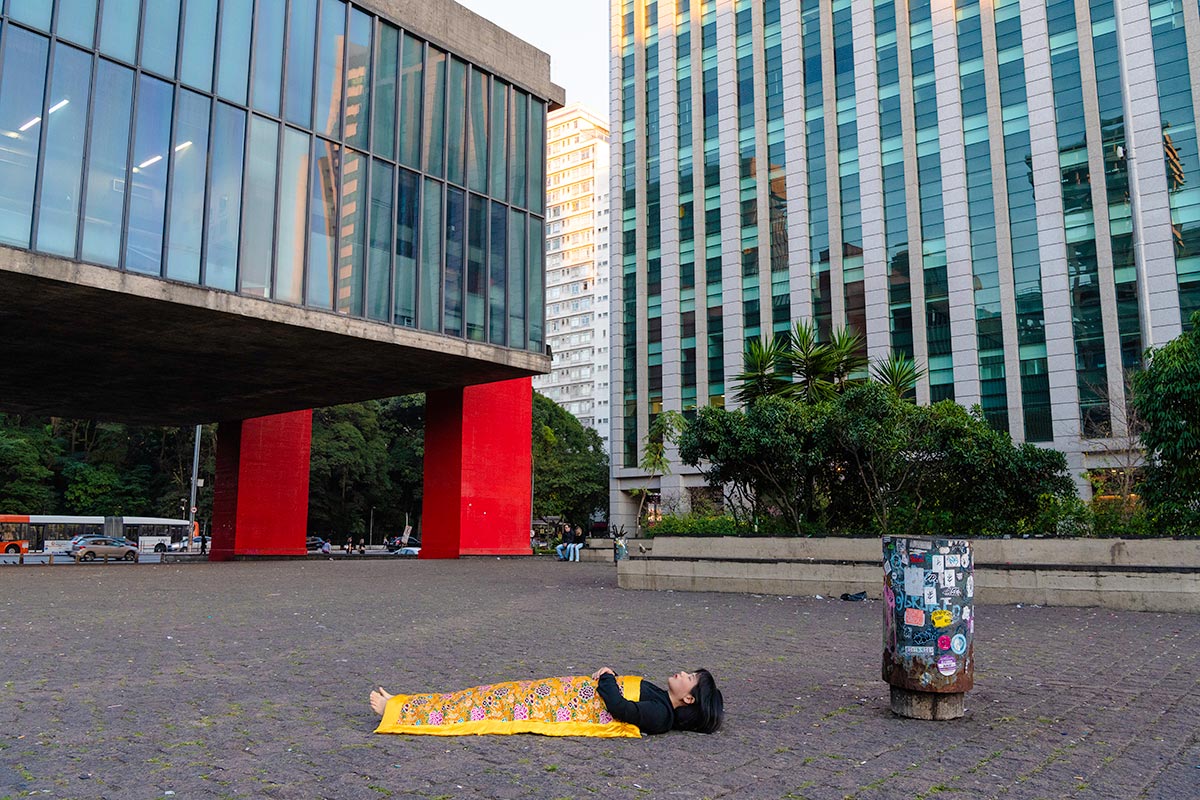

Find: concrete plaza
[1,559,1197,800]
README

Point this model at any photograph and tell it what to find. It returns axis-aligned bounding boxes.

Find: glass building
[0,0,550,354]
[610,0,1199,522]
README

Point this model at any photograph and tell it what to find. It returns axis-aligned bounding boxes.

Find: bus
[0,515,196,554]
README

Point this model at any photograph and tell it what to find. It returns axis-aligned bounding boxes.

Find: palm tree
[827,325,869,390]
[733,320,872,405]
[734,335,793,405]
[871,352,925,398]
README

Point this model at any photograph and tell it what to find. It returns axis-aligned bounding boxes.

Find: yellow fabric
[374,675,643,738]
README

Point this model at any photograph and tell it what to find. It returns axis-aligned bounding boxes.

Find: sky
[455,0,610,117]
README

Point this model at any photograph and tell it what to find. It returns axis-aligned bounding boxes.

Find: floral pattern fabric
[374,675,644,738]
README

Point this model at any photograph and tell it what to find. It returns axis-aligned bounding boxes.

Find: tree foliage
[532,392,609,526]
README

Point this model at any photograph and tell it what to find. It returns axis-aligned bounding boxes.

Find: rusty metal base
[889,686,965,720]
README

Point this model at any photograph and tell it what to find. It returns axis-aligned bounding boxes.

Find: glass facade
[0,1,547,353]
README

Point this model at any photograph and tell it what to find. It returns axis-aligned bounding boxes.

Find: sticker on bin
[937,655,957,675]
[951,634,967,655]
[931,609,953,628]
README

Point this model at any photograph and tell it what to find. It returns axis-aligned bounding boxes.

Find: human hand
[591,667,615,681]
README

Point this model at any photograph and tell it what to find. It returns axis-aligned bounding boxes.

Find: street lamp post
[369,506,375,546]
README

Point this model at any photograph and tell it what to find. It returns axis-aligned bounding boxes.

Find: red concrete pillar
[421,378,533,558]
[210,410,312,560]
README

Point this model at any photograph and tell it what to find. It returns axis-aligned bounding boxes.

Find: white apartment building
[534,103,613,452]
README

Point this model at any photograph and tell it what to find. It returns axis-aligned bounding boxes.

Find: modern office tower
[610,0,1199,526]
[535,103,613,451]
[0,0,560,556]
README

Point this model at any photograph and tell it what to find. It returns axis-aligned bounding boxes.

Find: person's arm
[595,672,646,727]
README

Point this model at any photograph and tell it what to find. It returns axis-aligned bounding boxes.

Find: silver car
[72,537,138,562]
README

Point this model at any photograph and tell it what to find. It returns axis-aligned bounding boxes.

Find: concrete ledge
[618,537,1200,612]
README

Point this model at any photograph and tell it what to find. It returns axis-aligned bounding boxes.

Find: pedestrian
[358,538,366,555]
[199,533,207,555]
[370,667,723,737]
[321,539,332,558]
[345,535,353,554]
[568,525,586,562]
[554,523,571,561]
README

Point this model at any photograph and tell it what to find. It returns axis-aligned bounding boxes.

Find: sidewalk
[0,560,1196,799]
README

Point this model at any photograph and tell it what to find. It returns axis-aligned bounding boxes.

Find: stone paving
[1,558,1198,800]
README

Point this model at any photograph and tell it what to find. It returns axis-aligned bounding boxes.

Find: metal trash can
[882,536,974,720]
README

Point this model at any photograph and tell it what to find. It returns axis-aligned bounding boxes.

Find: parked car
[384,534,420,552]
[72,537,138,562]
[168,536,205,552]
[392,546,420,557]
[306,536,326,551]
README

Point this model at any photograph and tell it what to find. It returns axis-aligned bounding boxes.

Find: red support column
[421,378,533,558]
[210,410,312,560]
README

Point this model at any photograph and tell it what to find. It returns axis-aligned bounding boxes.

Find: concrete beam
[0,247,549,425]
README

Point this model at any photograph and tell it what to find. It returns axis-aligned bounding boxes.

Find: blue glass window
[205,103,245,291]
[488,199,506,344]
[36,42,91,258]
[126,75,174,275]
[398,32,422,169]
[466,193,486,340]
[419,177,442,330]
[166,90,211,283]
[285,0,317,127]
[445,58,467,187]
[527,100,545,214]
[467,67,488,194]
[489,80,507,200]
[367,160,393,321]
[0,25,48,248]
[307,138,339,308]
[80,59,133,266]
[527,215,543,350]
[7,0,51,30]
[444,186,464,336]
[372,23,398,159]
[345,9,371,151]
[422,47,446,178]
[506,208,525,347]
[216,0,252,104]
[240,115,278,297]
[98,0,139,63]
[338,148,365,315]
[394,167,419,325]
[141,0,181,78]
[251,0,284,115]
[180,0,217,91]
[274,127,309,303]
[315,0,346,139]
[508,90,527,208]
[56,0,98,48]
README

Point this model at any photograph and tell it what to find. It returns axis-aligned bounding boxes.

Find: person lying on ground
[369,666,723,737]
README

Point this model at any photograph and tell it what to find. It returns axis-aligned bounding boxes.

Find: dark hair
[672,669,724,734]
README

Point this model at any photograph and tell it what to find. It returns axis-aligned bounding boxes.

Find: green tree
[378,395,425,532]
[532,393,608,526]
[308,402,393,539]
[0,419,56,512]
[634,410,686,534]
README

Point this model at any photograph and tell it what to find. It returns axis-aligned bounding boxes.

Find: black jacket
[596,673,673,734]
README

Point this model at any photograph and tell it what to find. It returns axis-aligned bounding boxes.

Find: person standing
[345,535,354,555]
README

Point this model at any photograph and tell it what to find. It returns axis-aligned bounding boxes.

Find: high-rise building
[535,104,613,450]
[610,0,1200,526]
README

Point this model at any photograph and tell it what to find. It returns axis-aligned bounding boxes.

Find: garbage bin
[881,536,974,720]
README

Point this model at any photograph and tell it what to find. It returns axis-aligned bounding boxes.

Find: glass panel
[126,75,174,275]
[489,80,507,200]
[36,42,91,257]
[216,0,252,104]
[141,0,181,78]
[507,208,525,347]
[444,186,464,336]
[240,115,278,296]
[166,89,210,283]
[488,199,506,344]
[419,177,442,330]
[528,100,545,215]
[285,0,317,127]
[98,0,139,62]
[527,215,543,350]
[80,59,133,266]
[367,159,393,321]
[394,167,418,325]
[274,127,309,303]
[372,22,397,159]
[251,0,284,115]
[466,193,486,340]
[7,0,51,30]
[345,8,371,151]
[509,90,527,208]
[180,0,217,91]
[205,103,245,291]
[314,0,345,139]
[0,26,47,248]
[445,58,466,187]
[467,66,487,194]
[307,138,339,308]
[337,148,364,315]
[397,32,422,169]
[422,46,445,177]
[56,0,98,48]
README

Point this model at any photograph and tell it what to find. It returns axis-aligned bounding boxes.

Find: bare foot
[370,686,394,717]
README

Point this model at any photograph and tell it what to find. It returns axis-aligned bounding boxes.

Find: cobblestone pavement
[1,559,1198,800]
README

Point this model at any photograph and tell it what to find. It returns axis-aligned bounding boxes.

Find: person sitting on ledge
[370,667,723,737]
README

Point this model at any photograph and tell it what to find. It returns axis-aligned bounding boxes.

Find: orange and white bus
[0,516,195,554]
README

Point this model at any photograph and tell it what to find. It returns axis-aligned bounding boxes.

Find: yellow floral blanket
[374,675,643,738]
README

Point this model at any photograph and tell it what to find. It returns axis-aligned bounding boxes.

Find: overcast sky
[455,0,610,117]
